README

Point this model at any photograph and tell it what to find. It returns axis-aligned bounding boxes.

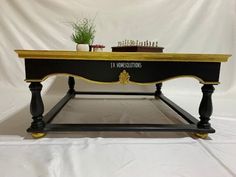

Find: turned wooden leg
[155,83,163,96]
[197,84,215,129]
[68,76,75,94]
[28,82,45,132]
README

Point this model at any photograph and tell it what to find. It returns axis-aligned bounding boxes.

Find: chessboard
[112,40,164,53]
[112,46,164,52]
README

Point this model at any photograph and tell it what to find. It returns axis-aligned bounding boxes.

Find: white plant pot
[76,44,90,51]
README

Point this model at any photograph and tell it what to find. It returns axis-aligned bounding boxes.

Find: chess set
[112,40,164,52]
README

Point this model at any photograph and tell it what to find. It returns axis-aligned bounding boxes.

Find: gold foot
[195,133,208,139]
[31,132,46,139]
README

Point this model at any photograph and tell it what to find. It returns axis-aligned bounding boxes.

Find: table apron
[25,59,221,84]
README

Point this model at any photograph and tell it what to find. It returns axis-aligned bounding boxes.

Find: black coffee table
[15,50,231,138]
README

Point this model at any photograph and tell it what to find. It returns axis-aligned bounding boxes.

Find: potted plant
[71,18,96,51]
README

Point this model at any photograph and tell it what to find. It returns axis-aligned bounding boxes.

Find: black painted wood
[75,91,155,96]
[197,84,215,129]
[43,123,215,133]
[25,59,221,84]
[68,76,75,94]
[25,87,216,134]
[24,56,221,135]
[155,83,163,96]
[44,92,75,124]
[157,93,199,124]
[28,82,45,132]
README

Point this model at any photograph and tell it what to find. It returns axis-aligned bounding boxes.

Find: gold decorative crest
[119,70,130,84]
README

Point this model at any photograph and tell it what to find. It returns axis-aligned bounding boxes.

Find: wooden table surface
[15,50,231,62]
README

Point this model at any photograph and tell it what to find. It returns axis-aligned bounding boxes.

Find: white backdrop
[0,0,234,95]
[0,1,236,177]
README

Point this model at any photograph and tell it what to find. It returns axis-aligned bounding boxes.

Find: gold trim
[195,133,208,139]
[15,50,231,62]
[31,132,46,139]
[25,73,220,85]
[119,70,130,84]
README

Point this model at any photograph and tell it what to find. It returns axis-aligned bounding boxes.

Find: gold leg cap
[31,132,46,139]
[195,133,208,139]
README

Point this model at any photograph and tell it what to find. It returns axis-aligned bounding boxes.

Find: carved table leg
[68,76,75,95]
[198,84,215,129]
[28,82,46,138]
[196,84,215,138]
[155,83,163,97]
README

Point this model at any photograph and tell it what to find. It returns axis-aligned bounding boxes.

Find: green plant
[71,18,96,44]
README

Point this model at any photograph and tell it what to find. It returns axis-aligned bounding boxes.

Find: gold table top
[15,50,231,62]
